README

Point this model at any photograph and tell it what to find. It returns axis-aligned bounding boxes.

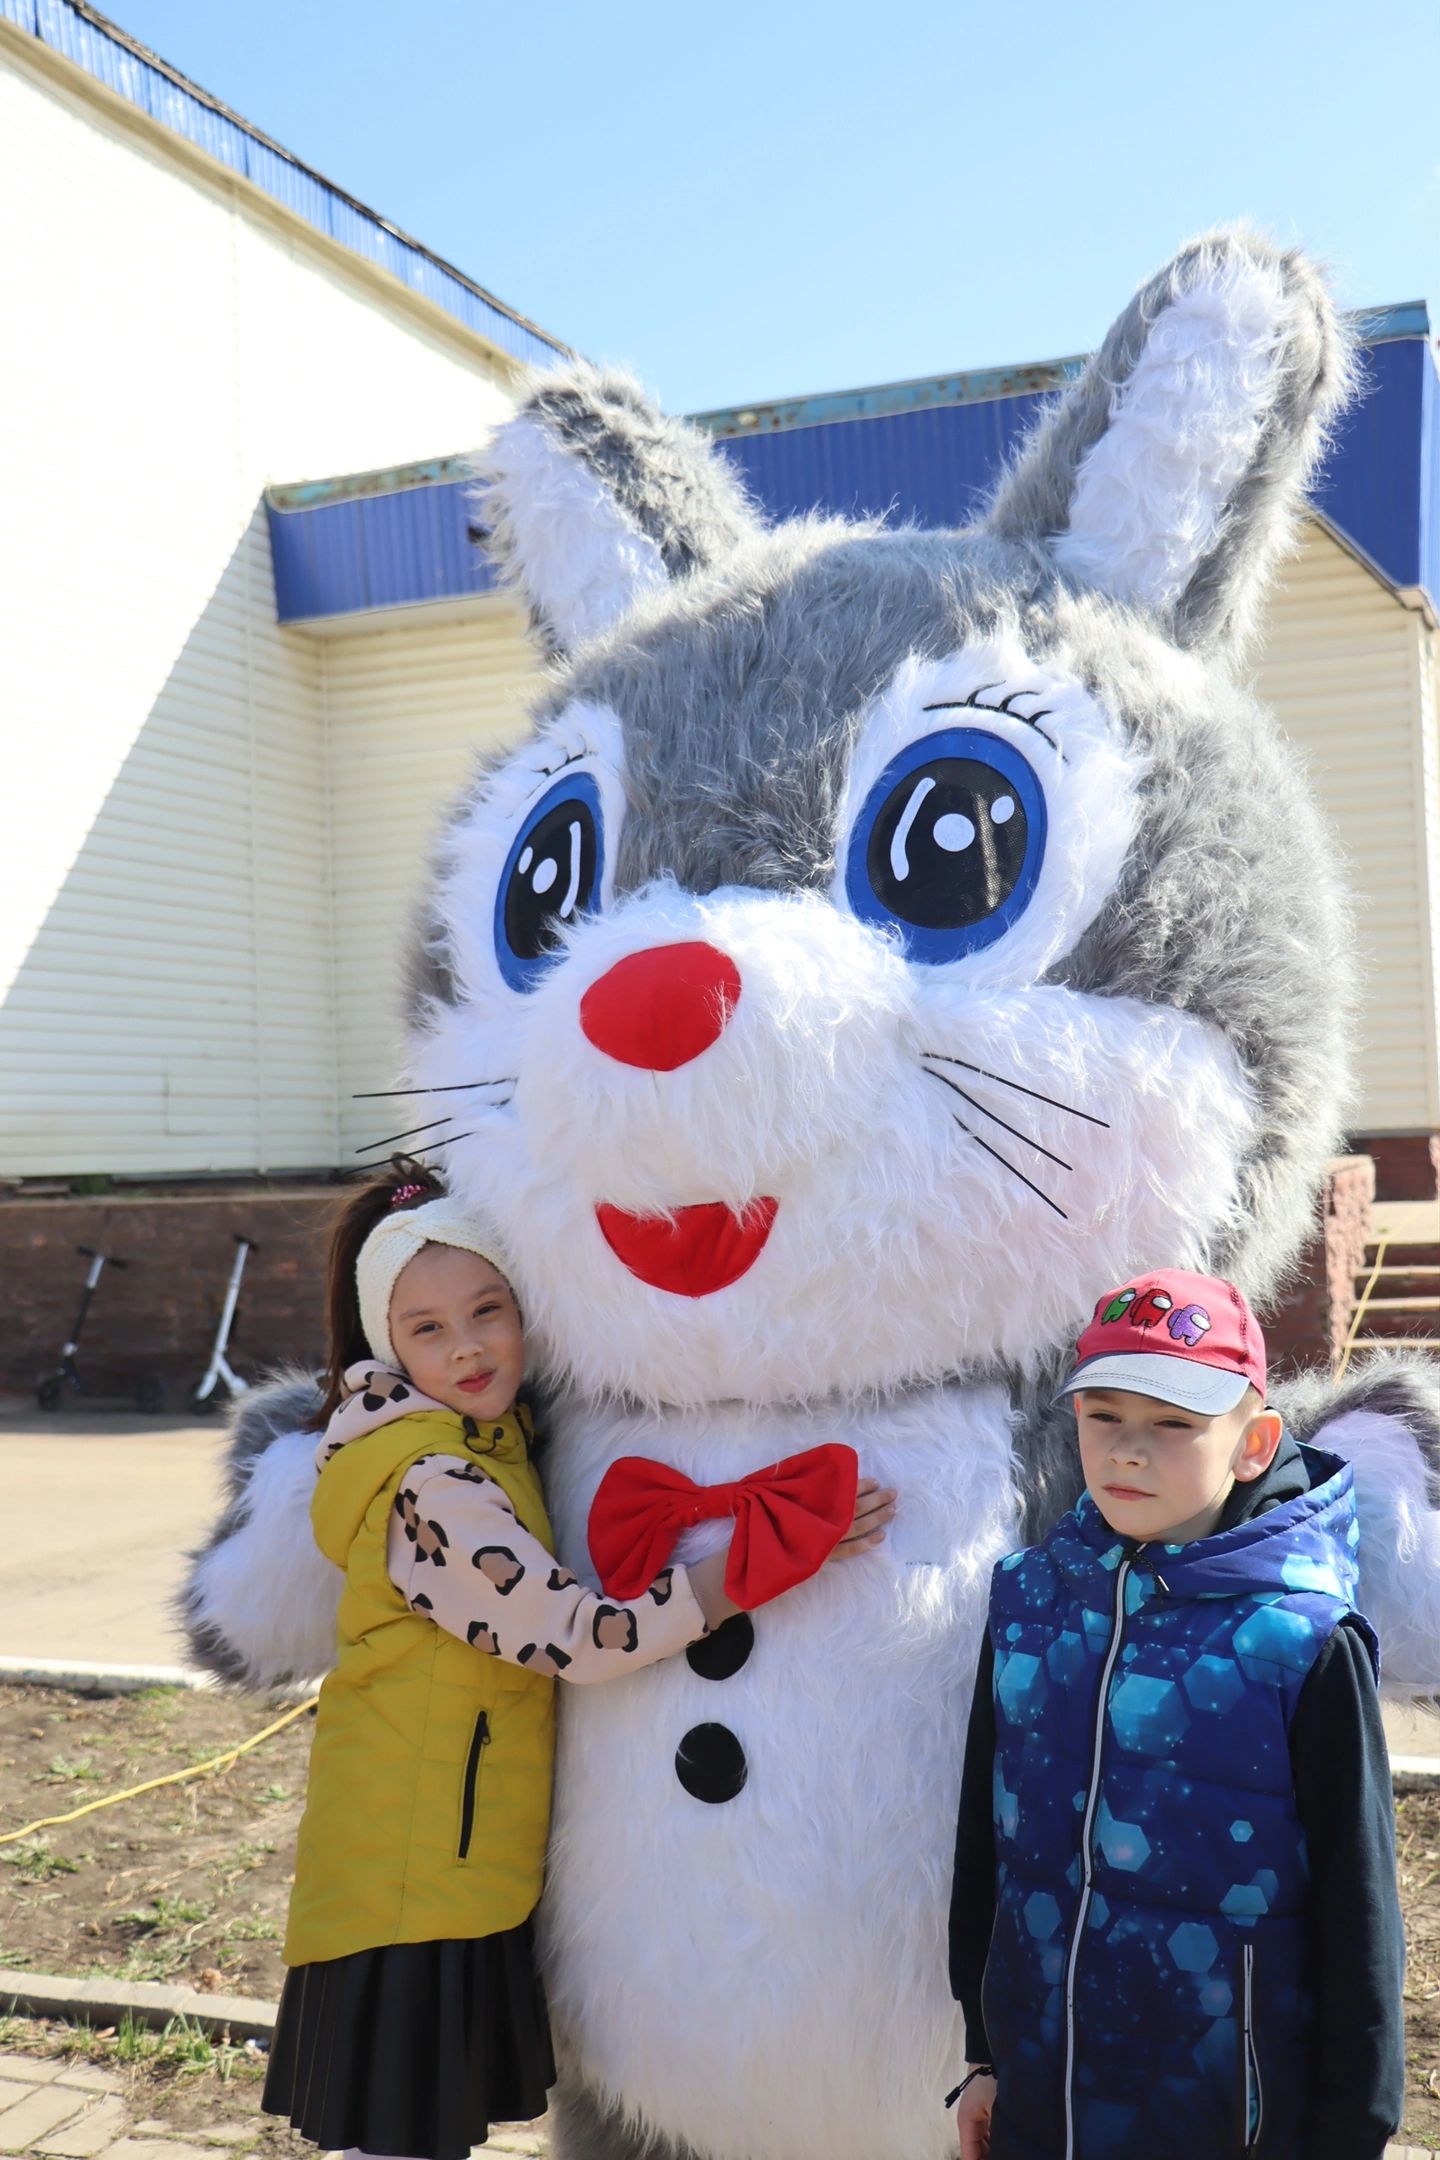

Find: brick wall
[1350,1131,1440,1203]
[1262,1154,1376,1377]
[1,1187,337,1407]
[4,1155,1377,1407]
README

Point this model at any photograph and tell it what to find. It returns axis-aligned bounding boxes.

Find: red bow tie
[587,1445,860,1612]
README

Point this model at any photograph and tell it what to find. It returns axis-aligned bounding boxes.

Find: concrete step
[1364,1235,1440,1261]
[1355,1287,1440,1321]
[1366,1264,1440,1290]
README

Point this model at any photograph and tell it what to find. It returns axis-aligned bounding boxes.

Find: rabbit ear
[471,363,762,656]
[986,228,1354,651]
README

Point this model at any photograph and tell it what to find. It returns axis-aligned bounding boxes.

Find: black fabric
[1292,1617,1406,2160]
[675,1720,748,1802]
[949,1626,997,2065]
[686,1612,755,1680]
[262,1926,554,2160]
[947,1436,1406,2152]
[1215,1425,1311,1529]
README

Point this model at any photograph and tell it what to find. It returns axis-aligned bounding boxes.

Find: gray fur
[987,226,1354,655]
[505,517,1351,1323]
[1006,1349,1087,1547]
[1276,1351,1440,1505]
[445,232,1363,1548]
[473,362,761,655]
[549,2078,700,2160]
[175,1369,322,1682]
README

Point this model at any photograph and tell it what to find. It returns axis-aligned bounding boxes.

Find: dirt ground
[0,1685,310,2002]
[0,1685,1437,2146]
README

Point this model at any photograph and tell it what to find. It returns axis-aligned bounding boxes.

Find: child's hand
[955,2070,996,2159]
[830,1476,896,1559]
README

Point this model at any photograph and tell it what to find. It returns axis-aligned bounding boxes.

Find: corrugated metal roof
[266,308,1438,624]
[0,0,569,369]
[267,477,500,621]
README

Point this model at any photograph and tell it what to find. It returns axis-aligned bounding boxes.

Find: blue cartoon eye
[495,772,606,992]
[843,727,1046,962]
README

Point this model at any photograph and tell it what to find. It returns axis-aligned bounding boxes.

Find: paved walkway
[0,2052,547,2158]
[4,1408,1435,1761]
[0,2055,1429,2159]
[0,1414,227,1667]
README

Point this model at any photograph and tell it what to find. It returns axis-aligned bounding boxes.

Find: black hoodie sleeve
[1290,1615,1406,2160]
[948,1627,998,2064]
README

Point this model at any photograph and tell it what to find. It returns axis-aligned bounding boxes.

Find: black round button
[675,1722,747,1804]
[686,1613,754,1681]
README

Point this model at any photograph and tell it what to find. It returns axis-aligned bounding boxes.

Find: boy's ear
[985,227,1354,654]
[470,363,762,657]
[1236,1407,1285,1480]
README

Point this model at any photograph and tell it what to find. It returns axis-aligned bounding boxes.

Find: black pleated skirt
[262,1926,554,2159]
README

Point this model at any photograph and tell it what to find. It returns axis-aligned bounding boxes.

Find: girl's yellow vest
[284,1408,555,1967]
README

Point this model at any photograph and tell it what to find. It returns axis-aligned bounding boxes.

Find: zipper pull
[1133,1542,1171,1597]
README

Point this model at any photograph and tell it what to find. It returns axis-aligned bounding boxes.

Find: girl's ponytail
[309,1158,444,1427]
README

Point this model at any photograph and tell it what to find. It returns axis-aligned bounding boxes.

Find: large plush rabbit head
[405,229,1354,1415]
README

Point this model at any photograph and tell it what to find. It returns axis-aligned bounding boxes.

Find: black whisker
[356,1116,453,1154]
[414,1129,479,1154]
[922,1067,1071,1170]
[950,1114,1068,1220]
[353,1078,517,1098]
[922,1053,1109,1128]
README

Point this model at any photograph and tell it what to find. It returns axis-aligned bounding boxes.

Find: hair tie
[390,1182,428,1209]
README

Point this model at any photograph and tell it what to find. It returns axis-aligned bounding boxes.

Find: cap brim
[1055,1352,1252,1416]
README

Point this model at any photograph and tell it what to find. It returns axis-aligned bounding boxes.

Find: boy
[949,1270,1405,2160]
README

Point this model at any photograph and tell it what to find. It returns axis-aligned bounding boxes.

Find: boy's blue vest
[983,1445,1372,2160]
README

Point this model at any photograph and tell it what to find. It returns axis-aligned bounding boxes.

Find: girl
[264,1159,894,2160]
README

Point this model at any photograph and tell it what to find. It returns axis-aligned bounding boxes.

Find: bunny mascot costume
[185,229,1440,2160]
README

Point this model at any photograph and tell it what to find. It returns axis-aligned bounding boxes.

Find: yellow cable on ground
[0,1696,319,1847]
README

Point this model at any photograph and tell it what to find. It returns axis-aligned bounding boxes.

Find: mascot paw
[1278,1354,1440,1704]
[178,1373,341,1689]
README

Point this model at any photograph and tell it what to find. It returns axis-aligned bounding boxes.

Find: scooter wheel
[135,1375,166,1414]
[37,1376,63,1412]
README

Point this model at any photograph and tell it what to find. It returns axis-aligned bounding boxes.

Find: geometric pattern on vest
[984,1445,1368,2160]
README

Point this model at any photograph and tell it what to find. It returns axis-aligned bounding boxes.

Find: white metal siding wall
[1,513,334,1175]
[1253,526,1440,1133]
[0,36,519,1175]
[321,601,540,1157]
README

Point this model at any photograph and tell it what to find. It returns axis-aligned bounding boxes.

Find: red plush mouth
[595,1198,779,1297]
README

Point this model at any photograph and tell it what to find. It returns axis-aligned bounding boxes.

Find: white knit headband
[356,1196,509,1366]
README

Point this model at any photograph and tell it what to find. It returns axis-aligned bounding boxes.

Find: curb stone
[0,1973,275,2044]
[0,1662,211,1699]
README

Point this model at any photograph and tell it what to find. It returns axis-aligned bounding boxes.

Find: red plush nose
[580,941,742,1071]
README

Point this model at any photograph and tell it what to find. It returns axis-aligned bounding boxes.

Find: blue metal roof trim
[692,303,1430,442]
[267,481,498,622]
[266,313,1437,625]
[1311,336,1429,594]
[0,0,568,369]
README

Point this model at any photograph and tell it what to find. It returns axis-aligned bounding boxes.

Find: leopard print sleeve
[385,1455,710,1683]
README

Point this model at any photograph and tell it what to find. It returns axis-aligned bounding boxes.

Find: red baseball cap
[1056,1269,1267,1415]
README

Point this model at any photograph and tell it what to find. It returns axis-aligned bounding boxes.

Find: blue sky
[110,0,1439,414]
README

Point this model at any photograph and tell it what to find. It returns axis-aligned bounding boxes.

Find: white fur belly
[538,1387,1017,2160]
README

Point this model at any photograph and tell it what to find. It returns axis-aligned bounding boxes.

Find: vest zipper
[458,1709,490,1861]
[1062,1553,1131,2160]
[1241,1941,1264,2153]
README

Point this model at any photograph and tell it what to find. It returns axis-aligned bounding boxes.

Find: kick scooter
[190,1234,255,1412]
[37,1247,165,1413]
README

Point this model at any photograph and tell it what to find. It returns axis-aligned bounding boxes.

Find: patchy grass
[0,1685,1435,2146]
[0,1682,312,1998]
